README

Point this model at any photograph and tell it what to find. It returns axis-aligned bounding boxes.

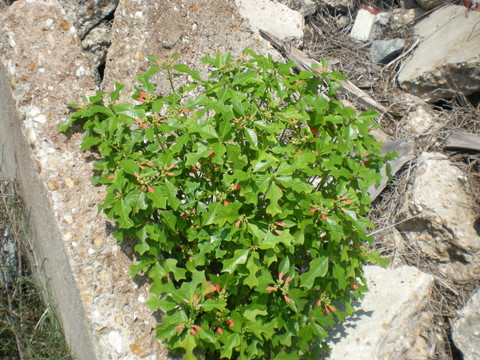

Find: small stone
[64,178,75,188]
[76,66,85,77]
[370,38,404,63]
[374,12,390,26]
[63,215,73,224]
[115,313,124,325]
[43,19,54,31]
[47,179,59,191]
[134,51,144,61]
[93,236,105,247]
[59,19,71,32]
[130,343,143,356]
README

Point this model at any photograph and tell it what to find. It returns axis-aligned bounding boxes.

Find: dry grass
[0,179,74,360]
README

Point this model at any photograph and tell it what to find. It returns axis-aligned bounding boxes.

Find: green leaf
[147,187,167,208]
[367,251,390,268]
[244,127,258,148]
[300,256,329,288]
[244,306,267,322]
[160,210,177,232]
[81,135,102,150]
[265,183,283,216]
[332,263,348,290]
[244,253,261,288]
[220,333,241,359]
[164,259,187,281]
[179,334,197,360]
[201,299,226,311]
[119,159,139,175]
[163,180,180,210]
[110,82,124,103]
[190,123,219,139]
[203,202,222,225]
[112,199,134,228]
[125,190,148,212]
[222,248,250,273]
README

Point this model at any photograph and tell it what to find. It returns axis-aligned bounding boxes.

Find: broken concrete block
[327,265,434,360]
[235,0,304,43]
[398,5,480,102]
[350,8,387,42]
[370,38,405,63]
[350,8,378,41]
[396,152,480,281]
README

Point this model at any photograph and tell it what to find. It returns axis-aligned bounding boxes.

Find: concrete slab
[327,265,434,360]
[398,5,480,102]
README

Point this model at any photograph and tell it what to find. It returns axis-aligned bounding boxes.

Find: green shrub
[60,49,391,359]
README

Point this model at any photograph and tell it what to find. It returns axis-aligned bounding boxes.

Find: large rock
[58,0,119,39]
[395,152,480,281]
[452,288,480,360]
[398,5,480,102]
[328,266,434,360]
[0,1,167,359]
[236,0,304,43]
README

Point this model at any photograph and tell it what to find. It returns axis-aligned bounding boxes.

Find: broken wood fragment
[445,131,480,152]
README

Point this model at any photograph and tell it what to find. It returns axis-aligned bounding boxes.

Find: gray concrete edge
[0,63,97,360]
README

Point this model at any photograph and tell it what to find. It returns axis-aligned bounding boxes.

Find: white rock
[235,0,304,42]
[328,265,434,360]
[398,5,480,102]
[398,94,440,135]
[452,288,480,360]
[350,8,386,42]
[396,153,480,281]
[106,329,123,354]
